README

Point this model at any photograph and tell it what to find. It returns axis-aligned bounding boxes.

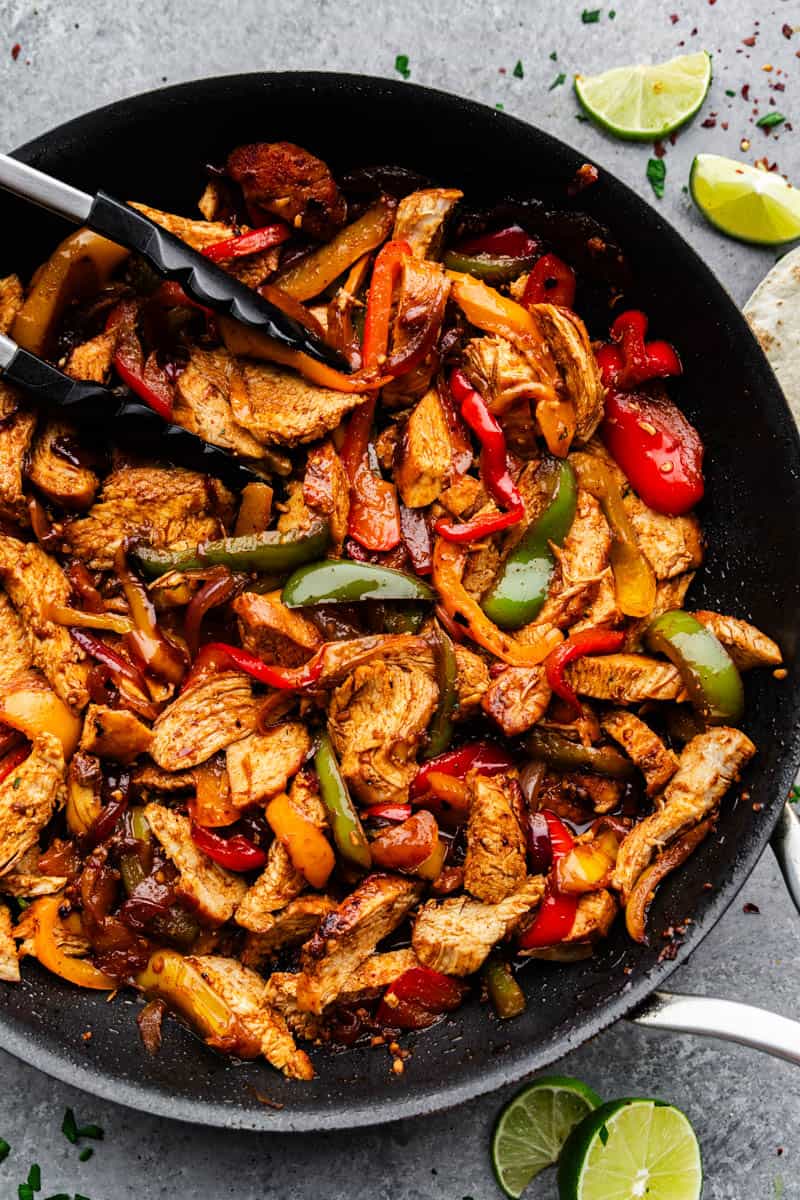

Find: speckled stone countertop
[0,1,798,1196]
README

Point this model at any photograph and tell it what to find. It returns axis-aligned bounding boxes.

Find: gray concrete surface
[0,0,798,1196]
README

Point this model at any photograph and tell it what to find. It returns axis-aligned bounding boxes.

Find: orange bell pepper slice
[265,791,335,889]
[31,894,115,990]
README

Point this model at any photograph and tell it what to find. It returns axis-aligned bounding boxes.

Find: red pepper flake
[742,902,760,914]
[782,23,793,39]
[772,82,786,91]
[721,121,728,130]
[670,13,679,23]
[669,131,678,145]
[567,162,599,196]
[690,26,697,36]
[708,0,716,5]
[498,66,507,74]
[742,35,756,46]
[741,84,750,100]
[653,139,666,158]
[701,117,717,128]
[10,42,20,60]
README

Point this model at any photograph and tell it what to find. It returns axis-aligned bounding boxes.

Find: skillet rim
[1,69,799,1132]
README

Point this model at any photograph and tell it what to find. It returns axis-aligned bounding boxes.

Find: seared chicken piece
[303,440,350,555]
[625,495,703,581]
[463,334,547,415]
[537,490,610,628]
[64,328,117,383]
[0,536,89,710]
[537,771,623,819]
[230,359,364,447]
[262,972,323,1041]
[79,704,153,764]
[173,347,267,458]
[482,664,552,736]
[236,771,327,929]
[0,843,67,899]
[0,383,35,524]
[453,645,490,714]
[334,948,421,1005]
[572,569,623,633]
[65,467,233,570]
[0,592,32,685]
[150,672,258,771]
[234,590,322,668]
[187,954,314,1079]
[227,141,346,242]
[0,732,64,877]
[0,903,19,981]
[693,611,782,671]
[564,890,617,943]
[26,419,99,510]
[392,188,462,260]
[566,653,687,704]
[412,876,546,976]
[394,387,452,507]
[242,895,337,966]
[328,661,438,804]
[132,763,195,795]
[296,874,422,1014]
[601,710,679,796]
[227,722,312,807]
[144,803,247,925]
[130,201,235,251]
[613,727,756,899]
[464,772,527,903]
[0,275,23,333]
[530,304,604,443]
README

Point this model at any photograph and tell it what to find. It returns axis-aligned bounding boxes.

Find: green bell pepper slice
[422,626,458,760]
[481,458,578,630]
[282,559,435,607]
[314,733,372,870]
[645,609,744,725]
[442,249,537,285]
[133,518,330,579]
[526,727,634,778]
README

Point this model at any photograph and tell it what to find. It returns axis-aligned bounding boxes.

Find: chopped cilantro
[27,1163,41,1189]
[582,8,601,22]
[12,777,20,789]
[575,113,589,121]
[756,112,785,129]
[549,73,567,90]
[78,1148,93,1164]
[75,1195,92,1200]
[394,54,411,80]
[75,1124,103,1142]
[550,50,558,60]
[495,102,505,110]
[513,60,524,78]
[608,8,616,17]
[725,88,736,96]
[0,1139,10,1163]
[18,1185,33,1200]
[61,1109,78,1145]
[43,1195,70,1200]
[647,157,667,199]
[789,784,800,804]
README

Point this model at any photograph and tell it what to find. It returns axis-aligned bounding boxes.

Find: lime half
[575,51,712,140]
[690,153,800,245]
[492,1075,602,1199]
[558,1098,703,1200]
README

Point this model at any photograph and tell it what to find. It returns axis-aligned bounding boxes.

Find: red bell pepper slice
[596,310,682,390]
[191,821,267,871]
[70,628,152,705]
[544,627,626,714]
[455,225,539,258]
[410,741,515,799]
[202,223,290,262]
[106,299,175,421]
[150,280,215,321]
[519,811,579,949]
[399,503,433,575]
[375,966,466,1030]
[362,803,413,823]
[184,641,325,692]
[435,370,525,543]
[522,253,576,309]
[0,742,30,786]
[601,388,705,516]
[340,240,409,551]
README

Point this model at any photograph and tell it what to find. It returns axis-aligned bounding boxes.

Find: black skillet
[1,73,799,1132]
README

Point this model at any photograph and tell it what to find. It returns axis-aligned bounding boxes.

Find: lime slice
[574,51,712,140]
[492,1075,602,1199]
[690,153,800,245]
[557,1098,703,1200]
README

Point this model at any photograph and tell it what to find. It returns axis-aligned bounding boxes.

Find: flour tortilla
[744,245,800,428]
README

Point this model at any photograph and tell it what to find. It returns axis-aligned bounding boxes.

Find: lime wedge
[690,153,800,245]
[492,1075,602,1199]
[557,1098,703,1200]
[574,51,712,140]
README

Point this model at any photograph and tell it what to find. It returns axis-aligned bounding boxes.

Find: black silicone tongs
[0,152,347,372]
[0,329,263,490]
